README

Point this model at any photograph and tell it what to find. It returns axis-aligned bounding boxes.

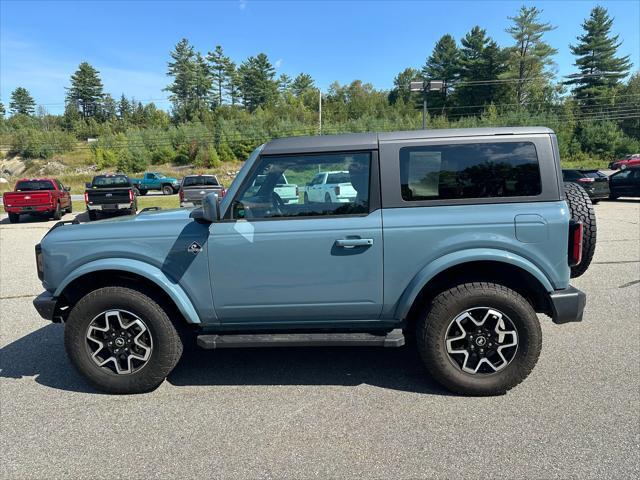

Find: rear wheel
[138,189,148,196]
[324,192,332,203]
[416,282,542,396]
[64,286,183,394]
[52,202,62,220]
[162,185,173,195]
[564,182,596,278]
[8,213,19,223]
[66,202,73,214]
[88,210,97,221]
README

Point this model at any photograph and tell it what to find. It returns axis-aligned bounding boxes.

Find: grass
[1,194,180,214]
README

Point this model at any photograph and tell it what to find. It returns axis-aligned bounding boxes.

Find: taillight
[568,220,583,266]
[179,189,184,201]
[220,188,226,197]
[84,192,89,204]
[129,189,134,202]
[577,178,595,183]
[335,186,341,196]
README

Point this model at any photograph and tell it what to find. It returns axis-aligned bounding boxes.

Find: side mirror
[191,192,219,223]
[85,182,92,189]
[65,186,71,192]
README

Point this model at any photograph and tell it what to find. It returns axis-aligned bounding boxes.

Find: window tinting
[231,152,371,219]
[15,180,54,191]
[327,172,351,184]
[400,142,541,201]
[183,176,219,187]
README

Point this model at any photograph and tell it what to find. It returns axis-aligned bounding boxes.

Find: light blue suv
[33,127,592,395]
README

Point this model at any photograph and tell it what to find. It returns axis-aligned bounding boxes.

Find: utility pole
[318,88,322,135]
[410,80,445,129]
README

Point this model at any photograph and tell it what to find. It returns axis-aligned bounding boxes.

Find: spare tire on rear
[564,182,596,278]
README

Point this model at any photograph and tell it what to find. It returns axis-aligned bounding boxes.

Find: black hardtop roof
[261,127,554,155]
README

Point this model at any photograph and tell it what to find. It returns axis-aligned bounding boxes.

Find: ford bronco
[33,127,593,395]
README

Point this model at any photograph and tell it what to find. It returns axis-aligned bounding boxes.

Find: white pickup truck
[303,171,357,203]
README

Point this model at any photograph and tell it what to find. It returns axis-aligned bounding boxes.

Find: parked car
[609,154,640,170]
[179,174,225,208]
[562,169,609,203]
[131,172,180,195]
[303,171,358,204]
[34,127,591,396]
[2,178,72,223]
[85,174,137,221]
[249,173,299,204]
[608,166,640,199]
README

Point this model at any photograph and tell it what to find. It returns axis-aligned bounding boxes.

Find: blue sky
[1,0,638,114]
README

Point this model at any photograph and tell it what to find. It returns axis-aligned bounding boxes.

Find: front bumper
[33,291,59,322]
[549,286,586,324]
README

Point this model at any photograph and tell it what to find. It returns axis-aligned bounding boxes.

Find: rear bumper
[87,203,133,211]
[549,286,586,324]
[4,205,53,213]
[33,291,59,322]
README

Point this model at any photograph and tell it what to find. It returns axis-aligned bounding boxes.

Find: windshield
[92,175,130,188]
[15,180,54,191]
[183,176,219,187]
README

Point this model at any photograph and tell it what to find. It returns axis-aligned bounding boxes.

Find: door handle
[335,238,374,248]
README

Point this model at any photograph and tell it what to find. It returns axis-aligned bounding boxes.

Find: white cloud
[239,0,247,11]
[275,59,283,69]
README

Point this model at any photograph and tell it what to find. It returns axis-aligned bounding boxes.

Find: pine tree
[291,73,315,96]
[565,6,631,104]
[165,38,197,121]
[504,6,557,106]
[101,94,118,121]
[0,102,5,118]
[9,87,36,115]
[456,27,507,112]
[278,74,292,93]
[422,34,460,107]
[206,45,231,107]
[238,53,277,111]
[118,94,132,120]
[66,62,104,118]
[225,60,240,106]
[194,52,212,113]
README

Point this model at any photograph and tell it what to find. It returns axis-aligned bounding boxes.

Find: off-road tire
[162,185,173,195]
[416,282,542,396]
[564,182,596,278]
[8,213,19,223]
[88,210,97,221]
[52,202,62,220]
[64,286,183,394]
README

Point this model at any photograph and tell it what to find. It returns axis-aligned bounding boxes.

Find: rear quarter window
[400,142,541,201]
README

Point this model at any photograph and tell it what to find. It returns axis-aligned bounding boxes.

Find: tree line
[0,4,638,172]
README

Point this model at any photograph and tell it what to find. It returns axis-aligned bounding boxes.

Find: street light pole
[318,88,322,135]
[410,80,444,130]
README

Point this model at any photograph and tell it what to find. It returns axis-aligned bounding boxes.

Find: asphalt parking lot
[1,200,638,479]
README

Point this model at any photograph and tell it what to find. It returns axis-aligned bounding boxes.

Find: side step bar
[197,329,405,350]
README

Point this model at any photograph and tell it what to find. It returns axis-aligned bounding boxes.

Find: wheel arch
[54,259,201,324]
[395,250,554,327]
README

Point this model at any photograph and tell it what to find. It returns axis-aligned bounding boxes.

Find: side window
[614,170,631,180]
[231,152,371,219]
[400,142,542,201]
[147,173,156,180]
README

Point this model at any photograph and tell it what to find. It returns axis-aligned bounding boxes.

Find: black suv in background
[562,169,609,203]
[609,166,640,199]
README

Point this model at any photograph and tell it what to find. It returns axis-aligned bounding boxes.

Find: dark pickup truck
[85,174,138,221]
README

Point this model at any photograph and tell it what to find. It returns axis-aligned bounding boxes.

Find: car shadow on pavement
[0,324,451,396]
[0,324,97,394]
[168,342,452,396]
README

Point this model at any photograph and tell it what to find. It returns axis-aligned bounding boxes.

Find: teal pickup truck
[131,172,180,195]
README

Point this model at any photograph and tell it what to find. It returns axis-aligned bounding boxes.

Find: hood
[94,208,192,224]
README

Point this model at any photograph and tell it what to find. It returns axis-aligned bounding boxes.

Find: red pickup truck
[2,178,72,223]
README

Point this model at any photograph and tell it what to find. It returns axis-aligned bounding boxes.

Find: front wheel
[416,282,542,396]
[64,286,183,394]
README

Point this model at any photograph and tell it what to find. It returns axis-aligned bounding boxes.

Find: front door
[209,150,383,326]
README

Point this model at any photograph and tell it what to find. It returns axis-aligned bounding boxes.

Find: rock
[0,177,8,184]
